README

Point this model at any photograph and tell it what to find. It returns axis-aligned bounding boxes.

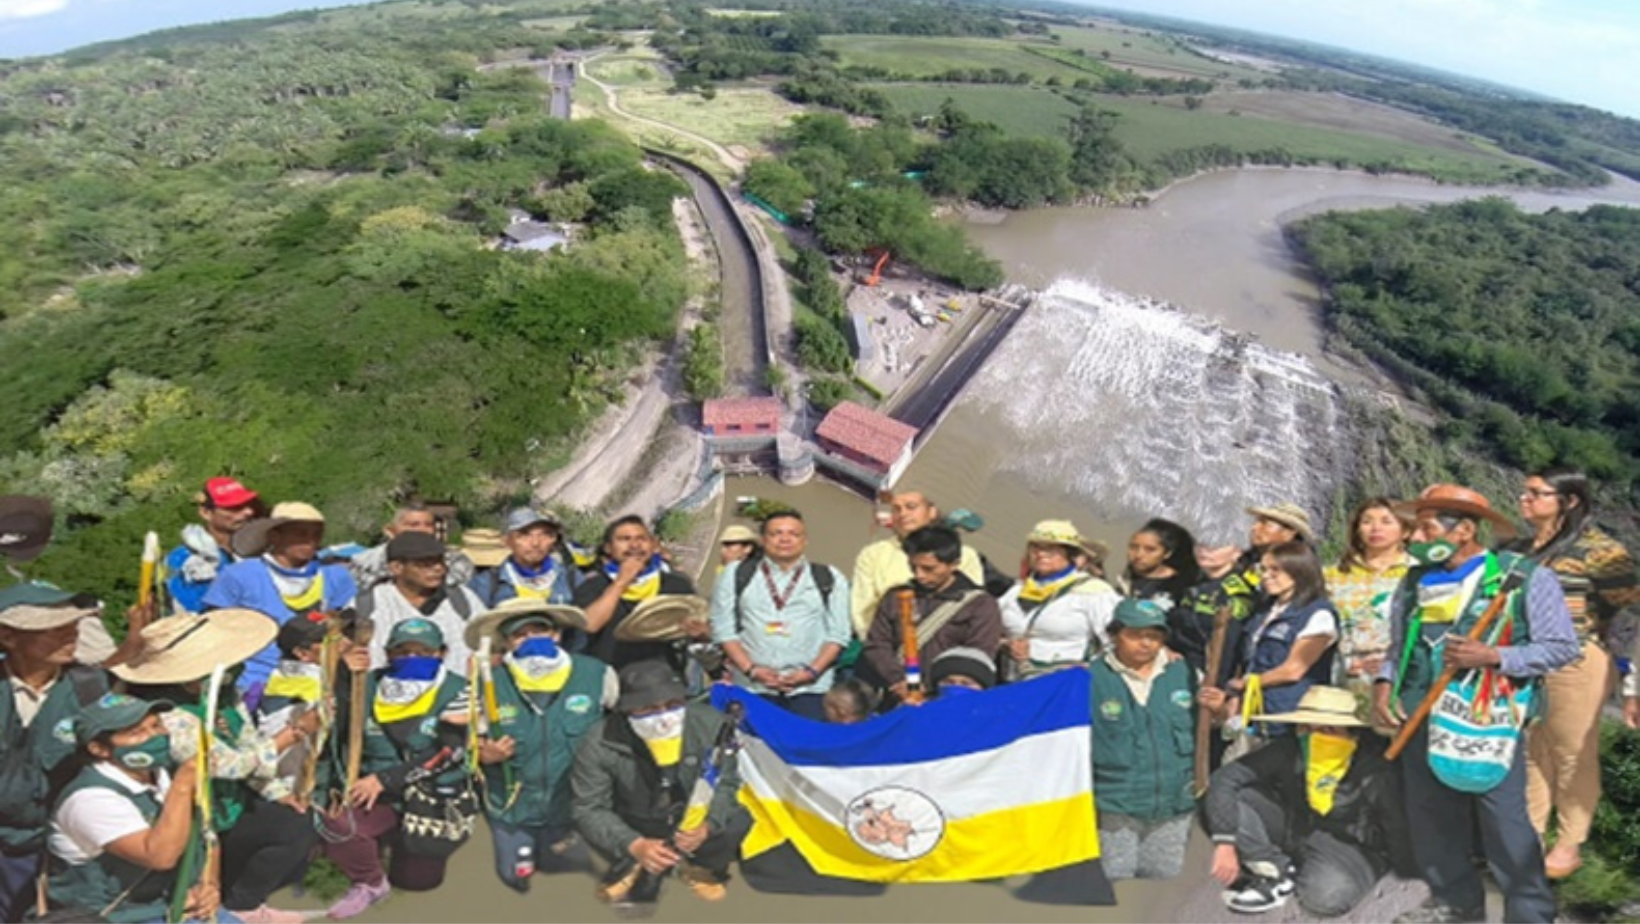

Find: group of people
[0,467,1634,923]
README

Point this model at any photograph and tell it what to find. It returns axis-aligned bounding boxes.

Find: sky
[1,0,1638,119]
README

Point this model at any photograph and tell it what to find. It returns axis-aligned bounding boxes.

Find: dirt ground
[847,274,982,398]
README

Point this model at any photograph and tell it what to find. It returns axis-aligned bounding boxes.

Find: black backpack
[731,550,836,633]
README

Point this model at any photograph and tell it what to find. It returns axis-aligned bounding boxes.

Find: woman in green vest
[323,617,468,920]
[462,597,617,892]
[46,694,223,922]
[1088,598,1196,880]
[114,609,319,924]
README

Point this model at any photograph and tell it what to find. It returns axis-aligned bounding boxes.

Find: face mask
[1408,540,1457,567]
[514,637,560,660]
[938,684,981,697]
[387,655,443,681]
[113,735,173,772]
[629,706,686,766]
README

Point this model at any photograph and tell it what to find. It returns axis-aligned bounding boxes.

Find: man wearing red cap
[163,477,264,615]
[1372,484,1577,924]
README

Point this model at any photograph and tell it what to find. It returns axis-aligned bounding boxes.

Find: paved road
[548,61,574,119]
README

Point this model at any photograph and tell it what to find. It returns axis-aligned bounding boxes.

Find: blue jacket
[203,558,357,693]
[468,555,577,607]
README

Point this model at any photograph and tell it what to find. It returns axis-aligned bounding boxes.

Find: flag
[711,669,1098,883]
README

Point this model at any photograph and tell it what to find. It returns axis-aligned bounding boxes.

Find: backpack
[731,550,836,634]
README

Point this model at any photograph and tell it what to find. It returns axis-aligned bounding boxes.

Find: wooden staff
[1386,570,1526,761]
[297,616,343,802]
[344,616,374,792]
[898,589,925,705]
[1194,605,1232,796]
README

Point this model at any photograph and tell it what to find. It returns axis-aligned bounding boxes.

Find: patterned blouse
[1324,554,1414,683]
[1533,524,1640,646]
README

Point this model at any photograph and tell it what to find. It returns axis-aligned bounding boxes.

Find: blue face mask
[514,637,561,659]
[387,655,442,681]
[938,684,981,697]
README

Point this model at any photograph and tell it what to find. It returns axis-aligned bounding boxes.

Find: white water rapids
[958,278,1358,546]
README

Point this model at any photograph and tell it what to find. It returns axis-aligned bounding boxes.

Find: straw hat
[0,583,99,632]
[232,502,326,558]
[1253,686,1368,728]
[112,609,278,685]
[464,596,589,653]
[718,524,758,546]
[1396,484,1517,540]
[1026,519,1108,563]
[459,528,509,569]
[1245,502,1315,542]
[614,594,709,643]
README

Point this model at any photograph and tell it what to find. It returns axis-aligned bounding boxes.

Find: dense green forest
[0,3,693,599]
[1291,200,1640,486]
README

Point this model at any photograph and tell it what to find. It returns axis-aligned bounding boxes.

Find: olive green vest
[0,665,106,851]
[46,767,177,924]
[361,671,467,788]
[1089,655,1197,821]
[1393,550,1536,712]
[481,654,607,828]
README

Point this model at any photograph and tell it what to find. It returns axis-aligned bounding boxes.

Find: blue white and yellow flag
[710,669,1098,883]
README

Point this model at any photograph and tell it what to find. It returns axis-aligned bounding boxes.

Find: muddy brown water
[315,167,1640,923]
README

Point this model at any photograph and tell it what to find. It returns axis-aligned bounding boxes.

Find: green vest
[177,700,251,832]
[0,665,107,851]
[1089,656,1196,821]
[46,767,178,924]
[1393,550,1536,712]
[361,671,467,788]
[482,654,607,827]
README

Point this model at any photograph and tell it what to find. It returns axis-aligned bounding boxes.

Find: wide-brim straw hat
[1245,502,1315,542]
[1394,484,1517,540]
[232,501,326,558]
[464,597,588,653]
[1254,686,1369,728]
[614,594,710,643]
[1026,519,1108,563]
[0,583,99,632]
[718,524,757,546]
[113,609,278,685]
[459,528,509,569]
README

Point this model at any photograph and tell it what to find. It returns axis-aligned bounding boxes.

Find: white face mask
[629,706,686,742]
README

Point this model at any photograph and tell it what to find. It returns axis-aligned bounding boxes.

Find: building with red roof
[814,401,919,489]
[702,396,783,469]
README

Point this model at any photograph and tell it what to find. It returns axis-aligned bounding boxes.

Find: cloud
[0,0,68,19]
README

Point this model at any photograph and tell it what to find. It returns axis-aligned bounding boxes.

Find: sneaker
[679,863,728,902]
[232,906,306,924]
[1223,871,1294,914]
[328,879,390,920]
[1393,899,1485,923]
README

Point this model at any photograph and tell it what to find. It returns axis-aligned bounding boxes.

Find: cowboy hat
[1253,686,1369,728]
[113,609,278,685]
[0,496,53,563]
[1396,484,1517,540]
[459,528,509,569]
[464,596,589,653]
[0,583,100,633]
[718,524,758,546]
[1245,503,1315,543]
[232,502,326,558]
[614,594,709,643]
[1026,519,1107,563]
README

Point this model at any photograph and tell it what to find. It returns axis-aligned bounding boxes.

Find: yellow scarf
[373,671,445,725]
[506,656,573,694]
[621,569,661,602]
[1018,567,1084,604]
[1303,732,1358,816]
[645,737,682,766]
[280,571,326,613]
[265,661,322,703]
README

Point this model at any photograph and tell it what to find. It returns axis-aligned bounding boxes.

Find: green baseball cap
[76,693,173,747]
[386,617,444,650]
[1111,598,1168,632]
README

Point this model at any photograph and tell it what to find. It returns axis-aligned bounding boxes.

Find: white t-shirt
[49,763,171,866]
[364,584,484,676]
[999,578,1121,664]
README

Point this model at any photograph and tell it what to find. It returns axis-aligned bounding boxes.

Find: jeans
[1097,813,1191,880]
[1400,729,1556,922]
[0,848,39,924]
[759,693,826,722]
[1234,788,1383,917]
[486,821,587,892]
[219,799,317,910]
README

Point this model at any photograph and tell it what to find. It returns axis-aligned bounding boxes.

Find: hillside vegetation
[0,2,692,598]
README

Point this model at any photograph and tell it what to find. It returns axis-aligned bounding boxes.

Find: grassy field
[619,86,804,149]
[585,54,670,88]
[821,35,1091,82]
[1047,24,1269,82]
[1200,90,1532,159]
[520,15,587,31]
[873,83,1531,182]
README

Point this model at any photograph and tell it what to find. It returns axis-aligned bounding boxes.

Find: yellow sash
[506,657,572,694]
[1018,569,1083,604]
[265,663,322,703]
[1304,732,1358,816]
[280,571,325,613]
[373,674,443,725]
[621,569,661,603]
